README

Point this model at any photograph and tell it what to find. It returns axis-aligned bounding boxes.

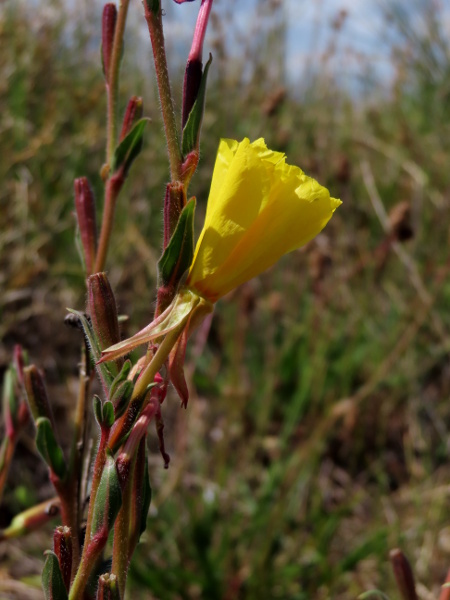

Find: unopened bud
[2,368,17,439]
[88,273,123,370]
[96,573,120,600]
[74,177,97,275]
[23,365,55,426]
[53,526,72,593]
[182,0,213,128]
[102,3,117,83]
[119,96,143,141]
[0,498,60,541]
[389,548,418,600]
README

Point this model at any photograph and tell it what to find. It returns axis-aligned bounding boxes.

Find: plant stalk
[144,3,183,181]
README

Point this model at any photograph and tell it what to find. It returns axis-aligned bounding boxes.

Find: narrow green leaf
[67,308,115,390]
[42,551,68,600]
[181,54,212,156]
[111,118,150,175]
[93,395,103,428]
[358,592,390,600]
[91,451,122,538]
[139,453,152,537]
[102,401,115,428]
[158,197,196,288]
[35,418,66,480]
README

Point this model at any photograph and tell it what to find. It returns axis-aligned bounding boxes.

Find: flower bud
[23,365,55,426]
[53,526,72,593]
[0,498,60,541]
[96,573,120,600]
[102,3,117,83]
[119,96,143,141]
[389,548,418,600]
[182,0,213,128]
[88,273,123,371]
[74,177,97,275]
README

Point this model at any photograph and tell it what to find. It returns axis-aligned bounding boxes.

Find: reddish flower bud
[23,365,55,427]
[87,273,123,372]
[182,0,213,127]
[389,548,418,600]
[74,177,97,275]
[102,3,117,83]
[96,573,120,599]
[119,96,143,141]
[53,526,72,593]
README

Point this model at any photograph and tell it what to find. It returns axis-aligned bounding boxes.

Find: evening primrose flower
[101,138,340,403]
[186,137,341,302]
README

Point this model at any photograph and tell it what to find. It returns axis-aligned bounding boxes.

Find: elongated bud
[91,450,122,538]
[389,548,418,600]
[0,497,60,541]
[74,177,97,275]
[42,550,68,600]
[53,526,72,593]
[119,96,143,141]
[96,573,121,599]
[88,273,123,370]
[163,182,186,249]
[23,365,54,426]
[182,0,213,128]
[102,3,117,83]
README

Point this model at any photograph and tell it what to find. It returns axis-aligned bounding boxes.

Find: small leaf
[93,395,103,427]
[139,449,152,537]
[36,418,66,480]
[109,359,132,398]
[158,197,196,288]
[110,379,134,420]
[111,118,150,175]
[102,401,115,428]
[181,54,212,156]
[91,450,122,538]
[42,550,68,600]
[358,592,390,600]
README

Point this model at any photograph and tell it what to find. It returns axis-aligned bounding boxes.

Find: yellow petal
[187,138,341,302]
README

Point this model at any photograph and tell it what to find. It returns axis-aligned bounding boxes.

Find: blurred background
[1,0,450,598]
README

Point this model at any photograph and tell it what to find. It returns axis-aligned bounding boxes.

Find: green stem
[111,459,135,597]
[132,319,188,400]
[95,172,124,273]
[66,345,90,575]
[106,0,131,165]
[144,3,183,181]
[68,531,108,600]
[83,427,110,548]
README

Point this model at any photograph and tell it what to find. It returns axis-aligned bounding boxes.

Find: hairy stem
[106,0,131,165]
[144,3,183,181]
[95,172,124,273]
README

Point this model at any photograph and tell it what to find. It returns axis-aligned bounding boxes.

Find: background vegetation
[1,0,450,598]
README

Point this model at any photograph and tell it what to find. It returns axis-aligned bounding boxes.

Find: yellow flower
[186,137,341,302]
